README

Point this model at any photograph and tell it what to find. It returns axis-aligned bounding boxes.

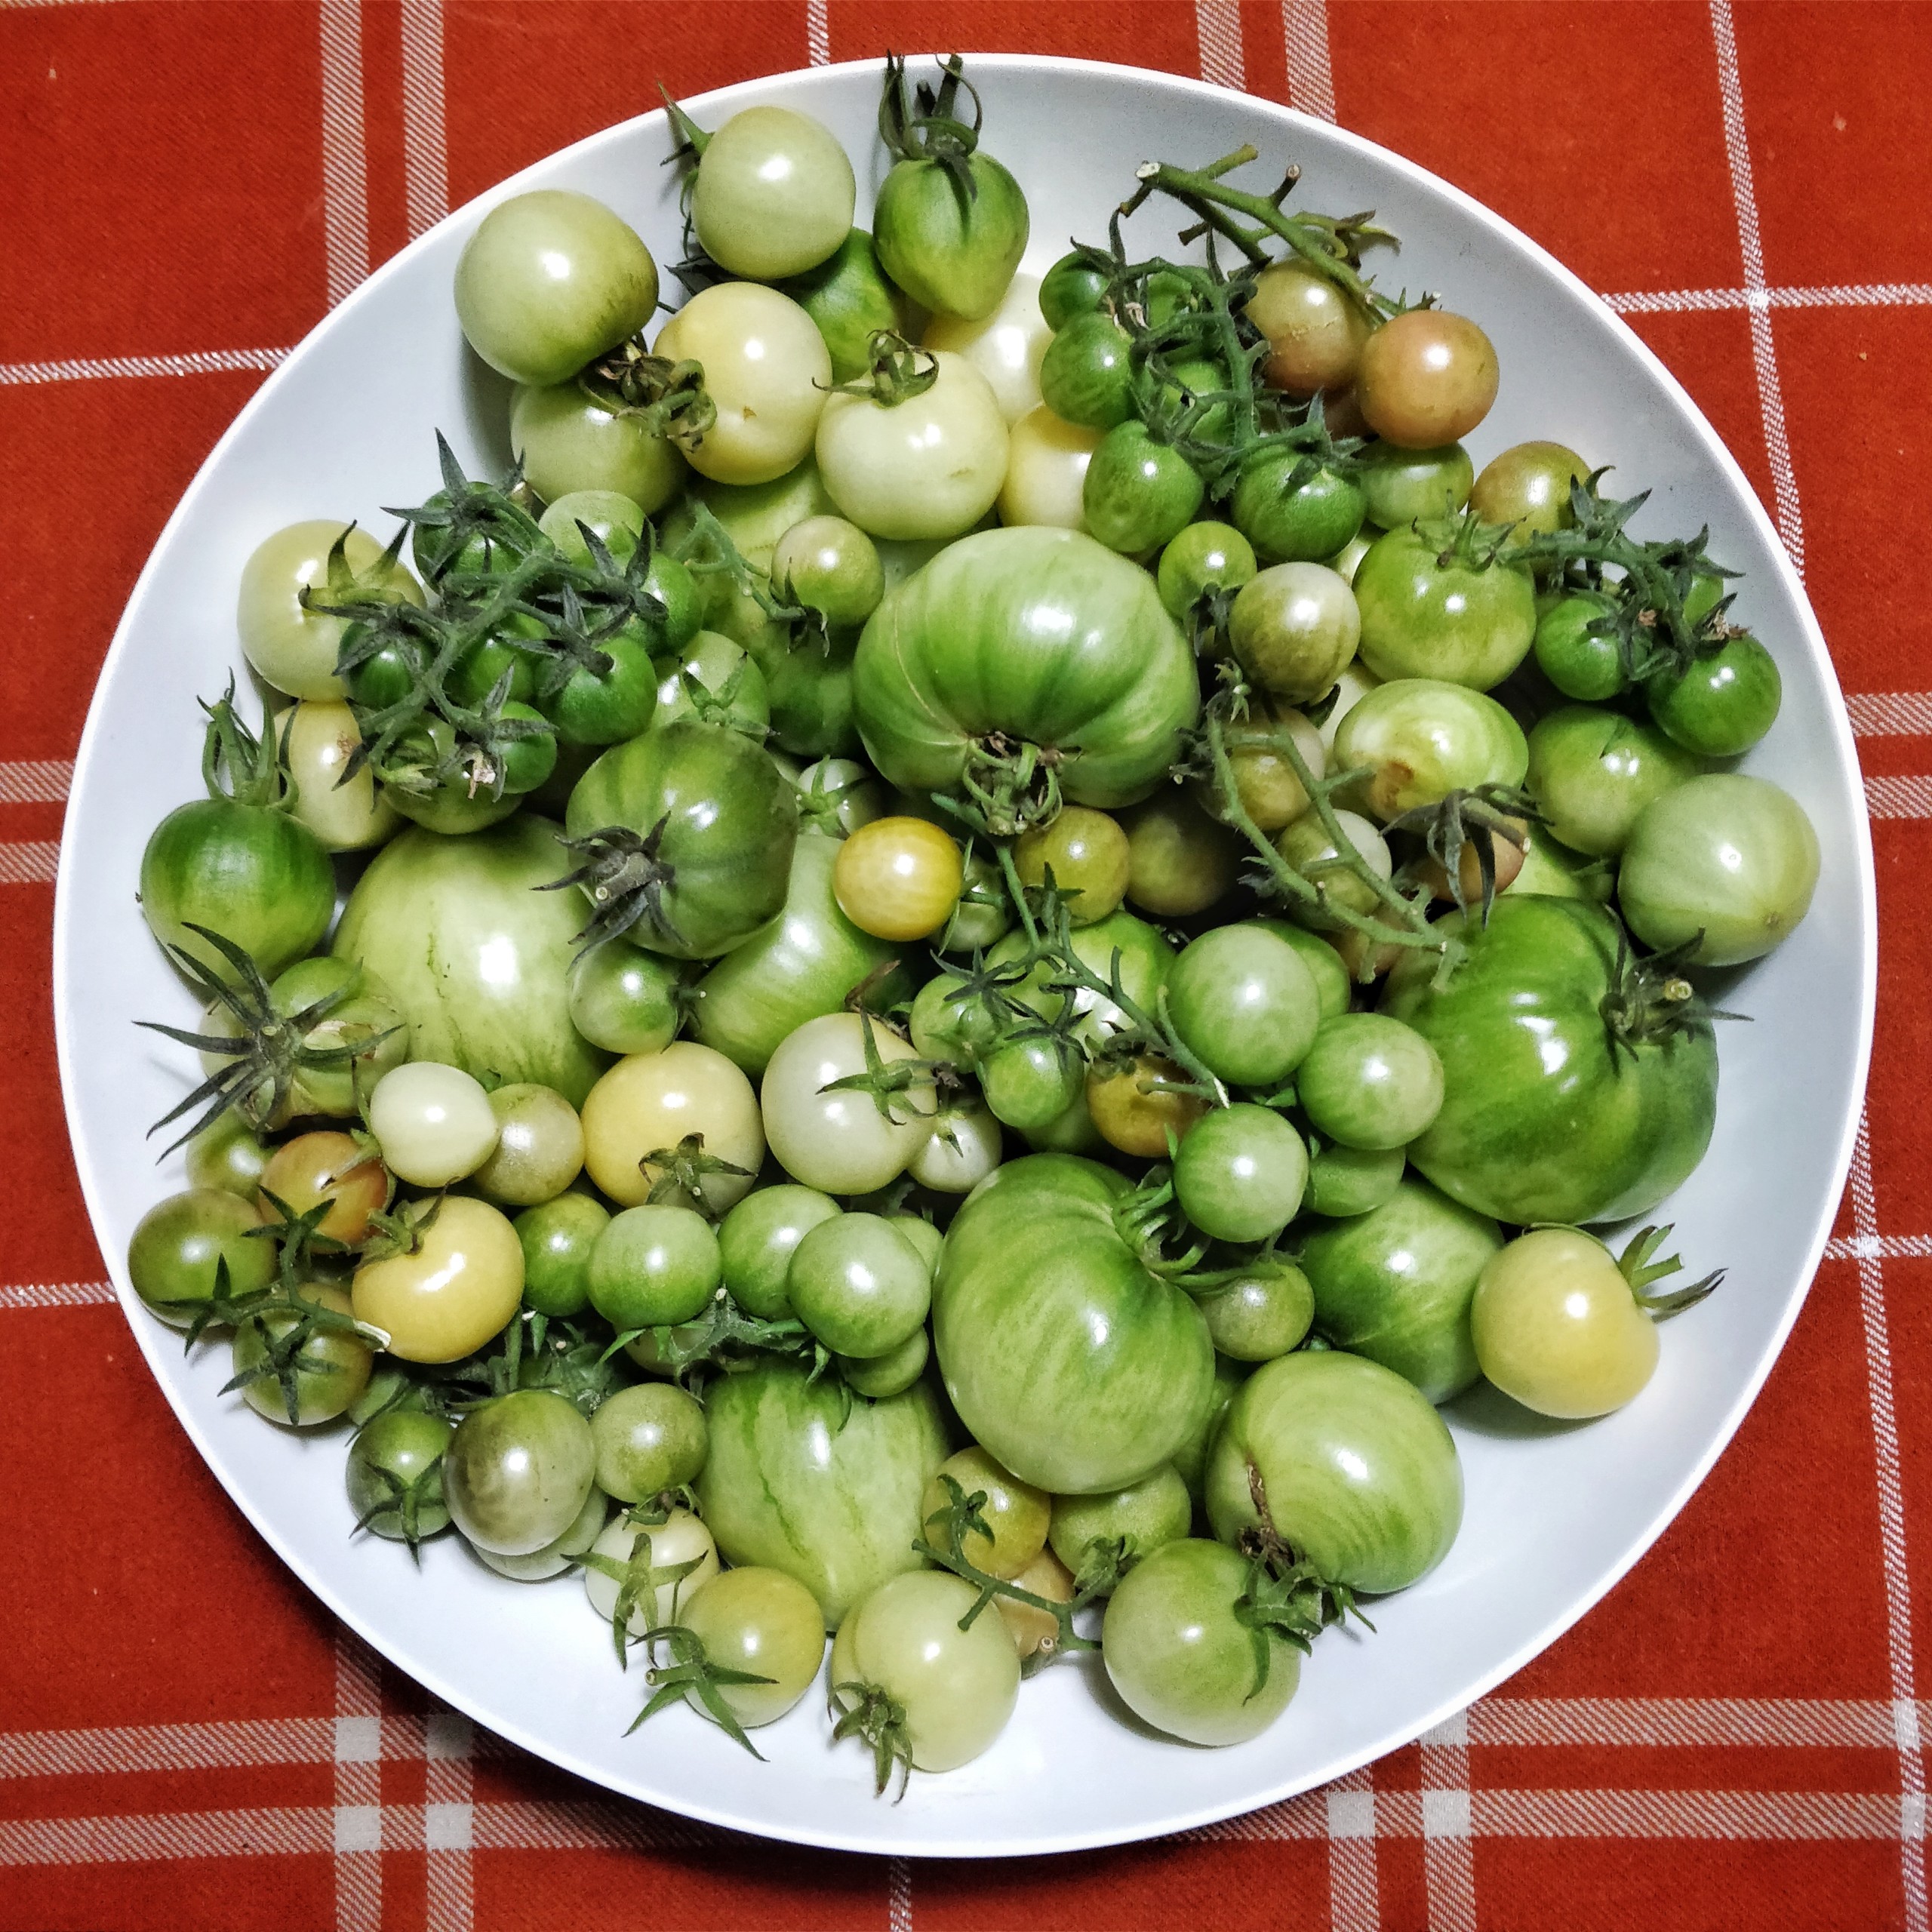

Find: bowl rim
[53,51,1878,1857]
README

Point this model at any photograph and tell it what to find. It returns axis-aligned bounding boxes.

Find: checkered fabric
[2,1,1924,1924]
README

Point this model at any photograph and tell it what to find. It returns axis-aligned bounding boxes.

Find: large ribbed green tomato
[694,1360,948,1628]
[932,1154,1216,1495]
[565,719,797,960]
[1381,895,1719,1225]
[852,527,1199,810]
[333,817,610,1106]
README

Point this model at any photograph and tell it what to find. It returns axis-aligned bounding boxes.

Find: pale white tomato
[923,272,1050,425]
[278,700,401,851]
[237,521,423,701]
[366,1062,499,1187]
[583,1506,720,1635]
[760,1012,937,1195]
[998,406,1101,530]
[580,1041,764,1211]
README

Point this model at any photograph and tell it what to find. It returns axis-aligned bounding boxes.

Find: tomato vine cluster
[128,57,1820,1793]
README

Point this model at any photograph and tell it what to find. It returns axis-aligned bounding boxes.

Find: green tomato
[1174,1105,1309,1244]
[1013,805,1131,926]
[719,1184,841,1319]
[933,1154,1215,1494]
[838,1325,931,1398]
[566,719,798,960]
[455,189,658,386]
[538,490,646,562]
[513,1191,609,1318]
[1642,633,1783,758]
[1206,1350,1463,1592]
[509,381,685,513]
[874,145,1029,322]
[184,1111,269,1198]
[787,1213,931,1359]
[759,1011,937,1196]
[346,1408,453,1544]
[1468,440,1589,539]
[1509,820,1615,903]
[443,1389,596,1556]
[128,1186,278,1327]
[1533,592,1627,703]
[1244,918,1353,1021]
[1082,423,1204,555]
[1039,251,1110,328]
[1304,1140,1405,1218]
[696,1359,949,1626]
[586,1204,722,1330]
[691,103,854,279]
[566,940,682,1057]
[334,816,611,1105]
[1157,521,1257,621]
[1171,1355,1248,1506]
[1330,678,1527,822]
[1232,454,1365,565]
[1048,1463,1193,1579]
[1165,924,1323,1088]
[474,1483,608,1582]
[1120,790,1241,918]
[653,632,771,738]
[690,831,909,1075]
[1226,562,1361,705]
[1355,442,1473,530]
[1103,1539,1300,1746]
[921,1444,1050,1580]
[854,526,1199,809]
[1354,527,1536,690]
[986,907,1174,1051]
[678,1566,827,1729]
[1297,1013,1444,1151]
[761,629,862,761]
[1526,704,1703,858]
[780,228,912,383]
[1038,313,1137,429]
[238,521,424,702]
[979,1034,1084,1133]
[1617,772,1820,965]
[1299,1176,1500,1401]
[230,1282,372,1426]
[1195,1257,1315,1362]
[1273,807,1393,931]
[1382,895,1718,1223]
[937,844,1012,955]
[542,623,660,749]
[908,1099,1004,1194]
[771,515,885,629]
[590,1381,708,1502]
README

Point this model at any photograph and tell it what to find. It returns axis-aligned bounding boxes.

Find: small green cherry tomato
[873,128,1029,322]
[1534,592,1627,702]
[1048,1463,1192,1579]
[1038,313,1137,429]
[838,1325,931,1398]
[1467,440,1589,538]
[1199,694,1327,835]
[1331,677,1527,822]
[691,104,855,281]
[1274,808,1393,931]
[346,1408,454,1544]
[1355,442,1474,530]
[1296,1013,1444,1151]
[471,1083,584,1209]
[1040,251,1110,328]
[1174,1105,1309,1244]
[538,490,646,562]
[1165,924,1324,1089]
[1526,704,1703,858]
[591,1381,709,1502]
[1196,1257,1315,1362]
[584,1506,719,1632]
[509,381,686,513]
[908,1098,1004,1195]
[1642,633,1783,758]
[1304,1140,1405,1218]
[230,1281,373,1426]
[1083,424,1205,555]
[921,1444,1051,1580]
[1120,790,1241,918]
[1617,772,1820,965]
[1232,454,1365,564]
[771,515,886,629]
[444,1388,597,1557]
[185,1112,270,1198]
[586,1204,723,1330]
[1227,562,1361,704]
[1471,1226,1665,1417]
[1157,520,1258,621]
[980,1034,1083,1134]
[514,1192,610,1319]
[1103,1539,1301,1747]
[566,941,682,1057]
[472,1482,607,1581]
[781,228,912,383]
[678,1566,827,1730]
[1014,806,1131,925]
[1353,526,1536,691]
[129,1187,278,1327]
[455,189,659,387]
[788,1213,931,1359]
[718,1184,841,1319]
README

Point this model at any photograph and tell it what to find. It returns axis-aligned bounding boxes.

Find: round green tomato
[1166,924,1323,1089]
[933,1154,1214,1494]
[908,1099,1003,1194]
[1103,1539,1300,1746]
[586,1204,722,1330]
[1617,772,1820,965]
[1226,562,1361,705]
[1038,313,1135,429]
[772,515,885,629]
[1382,895,1719,1224]
[346,1408,453,1544]
[780,228,910,383]
[185,1112,269,1198]
[539,489,645,563]
[455,189,658,386]
[1300,1176,1501,1401]
[838,1325,931,1398]
[1082,423,1204,555]
[1468,440,1589,539]
[921,1444,1050,1580]
[758,1011,937,1195]
[1120,791,1240,918]
[1014,805,1131,926]
[128,1186,277,1327]
[444,1389,596,1556]
[718,1184,841,1319]
[238,521,423,702]
[1330,678,1527,822]
[475,1483,608,1582]
[874,147,1028,323]
[1305,1140,1405,1217]
[567,940,681,1057]
[788,1213,931,1359]
[1174,1105,1309,1244]
[679,1566,827,1729]
[1244,918,1353,1021]
[1047,1462,1192,1579]
[696,1359,949,1626]
[513,1192,609,1318]
[1354,527,1536,690]
[1206,1349,1463,1592]
[543,624,660,749]
[980,1034,1084,1133]
[1232,454,1365,565]
[230,1282,372,1426]
[1273,807,1393,931]
[1297,1013,1444,1152]
[691,103,854,280]
[509,381,685,513]
[1355,442,1473,529]
[1195,1257,1315,1362]
[1157,520,1257,622]
[1534,592,1626,702]
[1642,633,1783,758]
[985,906,1175,1051]
[1526,704,1703,858]
[654,632,771,737]
[591,1381,708,1501]
[909,967,1004,1067]
[1039,251,1109,328]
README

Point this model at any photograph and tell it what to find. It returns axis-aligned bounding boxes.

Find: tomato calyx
[1596,923,1746,1054]
[1232,1552,1362,1697]
[195,678,297,814]
[220,1275,383,1427]
[1616,1222,1725,1318]
[1384,784,1537,927]
[137,925,395,1152]
[640,1131,755,1219]
[382,433,546,587]
[932,734,1065,840]
[547,817,684,950]
[583,1509,701,1666]
[579,338,717,446]
[348,1444,447,1559]
[878,52,989,205]
[816,1010,954,1125]
[629,1622,774,1759]
[821,328,940,408]
[598,1288,823,1391]
[829,1674,915,1800]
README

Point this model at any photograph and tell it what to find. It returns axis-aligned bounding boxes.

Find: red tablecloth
[4,2,1926,1925]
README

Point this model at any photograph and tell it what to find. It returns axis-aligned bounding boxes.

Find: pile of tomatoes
[124,57,1821,1787]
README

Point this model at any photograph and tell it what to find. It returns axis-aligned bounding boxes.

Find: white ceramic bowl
[54,56,1875,1857]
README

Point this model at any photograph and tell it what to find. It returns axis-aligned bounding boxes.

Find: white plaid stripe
[1195,0,1247,91]
[333,1629,382,1932]
[0,760,72,803]
[318,0,371,308]
[0,841,60,884]
[804,0,829,66]
[399,0,449,239]
[1281,0,1337,123]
